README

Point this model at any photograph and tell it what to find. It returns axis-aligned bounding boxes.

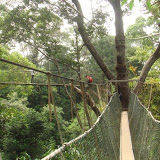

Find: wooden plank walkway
[120,111,135,160]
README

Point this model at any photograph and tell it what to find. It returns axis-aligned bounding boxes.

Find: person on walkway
[31,70,35,83]
[86,75,93,83]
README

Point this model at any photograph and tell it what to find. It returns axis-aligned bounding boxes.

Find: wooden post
[81,82,91,128]
[47,73,52,122]
[96,84,103,111]
[70,79,74,120]
[148,84,153,110]
[106,83,109,104]
[47,73,64,145]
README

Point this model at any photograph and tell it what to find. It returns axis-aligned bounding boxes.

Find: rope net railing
[42,93,122,160]
[136,82,160,120]
[128,93,160,160]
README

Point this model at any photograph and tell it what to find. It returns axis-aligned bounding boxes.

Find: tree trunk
[134,43,160,93]
[72,0,115,81]
[108,0,130,109]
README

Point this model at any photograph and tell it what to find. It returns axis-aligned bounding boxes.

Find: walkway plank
[120,111,135,160]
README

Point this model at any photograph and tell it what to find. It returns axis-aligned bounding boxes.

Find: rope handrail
[0,58,77,81]
[109,79,138,82]
[0,58,104,85]
[0,58,139,85]
[0,58,47,74]
[138,80,160,85]
[127,33,160,40]
[0,82,74,86]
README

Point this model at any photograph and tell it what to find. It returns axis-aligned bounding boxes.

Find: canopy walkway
[0,58,160,160]
[42,93,160,160]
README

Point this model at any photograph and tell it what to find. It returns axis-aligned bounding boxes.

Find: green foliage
[146,0,160,31]
[1,91,28,111]
[126,41,160,78]
[82,36,116,83]
[93,36,116,75]
[0,47,36,84]
[126,17,147,39]
[126,16,160,78]
[121,0,152,10]
[62,143,87,160]
[0,104,67,159]
[129,0,134,9]
[16,152,32,160]
[146,0,152,10]
[128,46,153,64]
[0,2,78,71]
[54,87,72,121]
[65,102,97,140]
[121,0,128,6]
[2,109,51,159]
[41,105,69,144]
[27,86,48,111]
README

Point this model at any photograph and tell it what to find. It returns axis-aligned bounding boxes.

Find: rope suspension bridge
[0,58,160,160]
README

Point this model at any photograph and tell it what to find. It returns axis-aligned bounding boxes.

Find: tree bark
[72,0,115,81]
[134,43,160,93]
[107,0,129,109]
[73,85,101,117]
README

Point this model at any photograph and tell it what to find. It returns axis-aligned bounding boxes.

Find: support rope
[47,73,64,145]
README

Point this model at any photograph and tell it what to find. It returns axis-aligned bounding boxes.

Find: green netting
[128,93,160,160]
[42,93,122,160]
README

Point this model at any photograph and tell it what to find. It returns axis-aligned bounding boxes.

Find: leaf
[121,0,128,6]
[146,0,152,10]
[129,0,134,9]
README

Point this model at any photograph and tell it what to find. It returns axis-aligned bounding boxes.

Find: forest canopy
[0,0,160,159]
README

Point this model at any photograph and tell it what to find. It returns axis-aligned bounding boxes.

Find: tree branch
[73,85,101,117]
[72,0,115,81]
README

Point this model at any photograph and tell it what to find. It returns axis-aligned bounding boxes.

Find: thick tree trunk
[73,85,101,117]
[72,0,115,81]
[108,0,130,109]
[134,43,160,93]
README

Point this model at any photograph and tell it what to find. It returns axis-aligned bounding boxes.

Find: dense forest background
[0,0,160,159]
